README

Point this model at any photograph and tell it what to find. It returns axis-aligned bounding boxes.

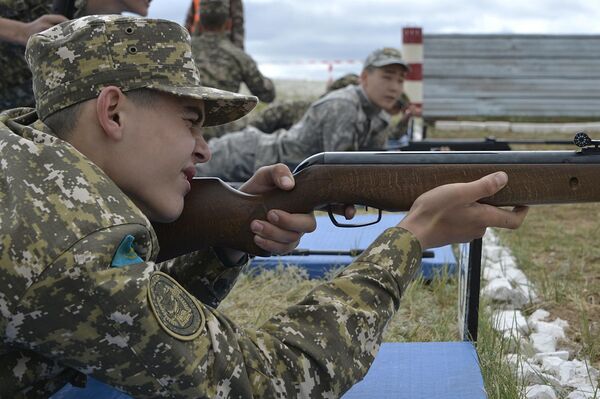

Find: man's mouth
[183,166,196,183]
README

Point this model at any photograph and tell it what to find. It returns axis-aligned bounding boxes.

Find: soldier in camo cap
[0,15,528,398]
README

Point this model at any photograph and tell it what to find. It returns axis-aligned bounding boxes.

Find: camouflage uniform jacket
[262,84,390,169]
[0,108,422,398]
[0,0,86,110]
[191,32,275,103]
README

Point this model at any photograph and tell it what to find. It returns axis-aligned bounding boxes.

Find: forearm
[0,17,28,45]
[255,227,422,396]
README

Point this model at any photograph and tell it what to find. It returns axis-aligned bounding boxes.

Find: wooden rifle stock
[153,148,600,260]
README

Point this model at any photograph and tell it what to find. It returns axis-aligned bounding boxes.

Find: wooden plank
[424,59,600,79]
[423,98,600,118]
[424,78,600,98]
[424,34,600,58]
[421,34,600,118]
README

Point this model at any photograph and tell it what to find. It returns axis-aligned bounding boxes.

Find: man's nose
[194,134,211,163]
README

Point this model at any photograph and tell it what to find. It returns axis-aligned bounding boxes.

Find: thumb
[461,172,508,202]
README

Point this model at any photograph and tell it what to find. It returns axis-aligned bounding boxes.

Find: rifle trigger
[327,207,383,228]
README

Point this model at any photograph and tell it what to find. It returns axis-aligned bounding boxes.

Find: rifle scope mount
[574,132,600,150]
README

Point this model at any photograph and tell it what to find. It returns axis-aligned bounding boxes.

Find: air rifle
[52,0,76,19]
[388,136,574,152]
[153,132,600,260]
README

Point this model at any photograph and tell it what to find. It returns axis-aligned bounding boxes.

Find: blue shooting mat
[51,343,486,399]
[250,213,457,279]
[342,342,487,399]
[50,377,131,399]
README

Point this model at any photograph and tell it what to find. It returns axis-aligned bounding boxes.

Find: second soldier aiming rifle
[154,132,600,260]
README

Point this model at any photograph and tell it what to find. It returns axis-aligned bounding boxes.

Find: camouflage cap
[363,47,408,70]
[25,15,257,126]
[202,0,230,16]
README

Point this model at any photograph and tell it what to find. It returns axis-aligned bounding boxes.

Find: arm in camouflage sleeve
[229,0,245,49]
[239,51,276,103]
[12,225,420,398]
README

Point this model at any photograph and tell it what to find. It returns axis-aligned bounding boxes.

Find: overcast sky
[148,0,600,80]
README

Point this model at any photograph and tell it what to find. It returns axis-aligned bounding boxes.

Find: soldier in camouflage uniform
[196,48,408,182]
[185,0,244,50]
[0,15,528,398]
[190,0,274,102]
[0,0,151,110]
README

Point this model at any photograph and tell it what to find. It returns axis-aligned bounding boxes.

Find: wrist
[0,19,29,45]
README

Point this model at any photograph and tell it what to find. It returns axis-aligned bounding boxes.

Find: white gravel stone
[558,360,599,389]
[567,387,599,399]
[530,332,558,353]
[533,351,570,363]
[526,385,557,399]
[492,310,529,334]
[530,309,551,323]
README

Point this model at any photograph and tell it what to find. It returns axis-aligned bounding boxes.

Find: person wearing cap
[190,0,274,102]
[0,16,529,398]
[195,47,410,182]
[0,0,152,111]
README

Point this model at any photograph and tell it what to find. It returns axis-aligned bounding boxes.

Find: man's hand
[239,163,317,254]
[5,14,67,45]
[399,172,528,249]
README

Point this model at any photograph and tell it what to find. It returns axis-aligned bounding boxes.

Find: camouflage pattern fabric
[25,15,257,125]
[0,0,87,111]
[203,99,311,141]
[196,84,391,181]
[247,74,361,134]
[1,108,422,398]
[190,31,274,103]
[250,99,312,133]
[185,0,245,49]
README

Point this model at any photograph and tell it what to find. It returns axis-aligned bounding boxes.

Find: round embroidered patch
[148,272,204,341]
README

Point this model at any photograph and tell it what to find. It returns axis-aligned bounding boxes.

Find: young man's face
[361,64,406,112]
[115,93,209,222]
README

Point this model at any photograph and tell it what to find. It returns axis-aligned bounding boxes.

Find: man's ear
[360,69,370,88]
[96,86,127,141]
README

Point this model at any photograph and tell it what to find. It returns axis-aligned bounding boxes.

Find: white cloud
[148,0,600,79]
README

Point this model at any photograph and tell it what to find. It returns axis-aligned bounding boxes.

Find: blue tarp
[343,342,487,398]
[250,213,457,279]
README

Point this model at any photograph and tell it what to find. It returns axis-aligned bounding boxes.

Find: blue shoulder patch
[112,235,143,267]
